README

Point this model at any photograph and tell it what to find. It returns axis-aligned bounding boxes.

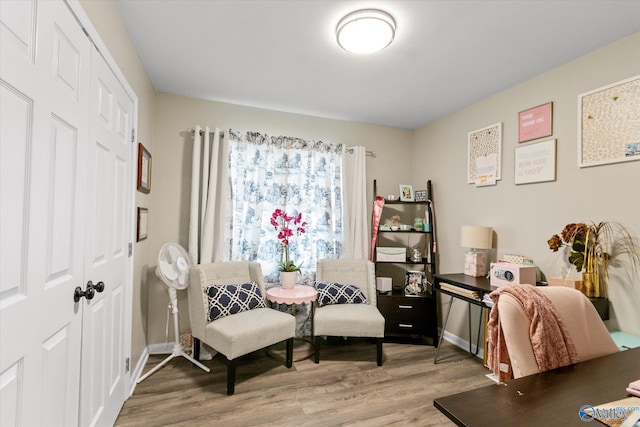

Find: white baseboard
[127,342,174,396]
[128,347,149,397]
[440,329,485,360]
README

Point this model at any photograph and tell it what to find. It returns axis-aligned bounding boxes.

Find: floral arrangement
[547,221,640,298]
[271,209,307,272]
[390,215,400,226]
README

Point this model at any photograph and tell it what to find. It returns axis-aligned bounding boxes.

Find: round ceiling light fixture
[336,9,396,54]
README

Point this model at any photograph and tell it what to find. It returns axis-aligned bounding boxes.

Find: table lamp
[460,225,493,277]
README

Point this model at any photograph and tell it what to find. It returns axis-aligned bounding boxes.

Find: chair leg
[285,338,293,368]
[226,358,236,396]
[376,338,383,366]
[193,337,201,360]
[314,336,321,364]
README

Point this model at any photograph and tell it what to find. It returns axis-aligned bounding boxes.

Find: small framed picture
[137,207,148,241]
[399,184,414,202]
[414,190,427,202]
[137,143,152,194]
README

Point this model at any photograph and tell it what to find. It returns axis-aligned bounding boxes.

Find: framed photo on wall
[137,143,152,193]
[137,207,148,241]
[515,139,556,185]
[518,102,553,143]
[399,184,414,202]
[578,75,640,167]
[468,123,502,185]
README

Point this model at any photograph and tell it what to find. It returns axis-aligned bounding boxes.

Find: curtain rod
[345,147,376,158]
[188,128,225,138]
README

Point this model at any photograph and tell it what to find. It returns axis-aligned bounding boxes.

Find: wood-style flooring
[115,339,493,426]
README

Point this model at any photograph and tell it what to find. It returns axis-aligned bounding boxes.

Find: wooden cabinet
[372,180,438,345]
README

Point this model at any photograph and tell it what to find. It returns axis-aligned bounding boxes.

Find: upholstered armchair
[188,261,295,395]
[313,259,385,365]
[496,286,618,379]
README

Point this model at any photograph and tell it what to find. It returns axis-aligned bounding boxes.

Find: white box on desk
[376,277,392,292]
[376,247,406,262]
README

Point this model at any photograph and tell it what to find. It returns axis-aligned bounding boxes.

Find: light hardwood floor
[116,339,493,426]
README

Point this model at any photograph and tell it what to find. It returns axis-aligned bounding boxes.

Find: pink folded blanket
[487,284,579,383]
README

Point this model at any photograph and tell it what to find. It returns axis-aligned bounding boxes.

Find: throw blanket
[487,284,579,383]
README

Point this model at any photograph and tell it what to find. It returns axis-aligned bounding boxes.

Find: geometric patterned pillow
[204,282,266,322]
[314,282,368,307]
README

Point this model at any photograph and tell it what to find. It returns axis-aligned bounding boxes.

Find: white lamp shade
[336,9,396,54]
[460,225,493,249]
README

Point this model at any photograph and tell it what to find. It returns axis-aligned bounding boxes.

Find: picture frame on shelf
[414,190,427,202]
[399,184,414,202]
[137,143,152,193]
[137,207,148,241]
[518,102,553,143]
[405,270,426,296]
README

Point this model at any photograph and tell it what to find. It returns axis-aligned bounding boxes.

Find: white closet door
[79,44,134,427]
[0,1,90,425]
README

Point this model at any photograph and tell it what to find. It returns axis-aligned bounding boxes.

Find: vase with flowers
[547,221,640,298]
[271,208,307,288]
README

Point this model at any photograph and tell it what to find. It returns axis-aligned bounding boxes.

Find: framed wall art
[137,143,152,193]
[518,102,553,143]
[399,184,414,202]
[515,139,556,185]
[578,75,640,167]
[468,123,502,184]
[137,207,148,242]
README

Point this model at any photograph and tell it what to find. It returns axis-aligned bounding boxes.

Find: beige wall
[414,31,640,341]
[79,0,156,367]
[148,93,413,344]
[77,0,640,360]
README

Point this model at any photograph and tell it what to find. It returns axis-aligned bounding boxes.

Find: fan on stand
[137,243,210,383]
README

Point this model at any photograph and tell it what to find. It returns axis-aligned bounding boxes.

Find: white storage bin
[376,247,406,262]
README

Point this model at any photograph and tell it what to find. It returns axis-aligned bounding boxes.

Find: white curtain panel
[188,126,228,265]
[343,146,369,260]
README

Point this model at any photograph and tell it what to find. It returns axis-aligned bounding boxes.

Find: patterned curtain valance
[228,129,343,154]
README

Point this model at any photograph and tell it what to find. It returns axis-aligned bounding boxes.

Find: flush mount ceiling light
[336,9,396,54]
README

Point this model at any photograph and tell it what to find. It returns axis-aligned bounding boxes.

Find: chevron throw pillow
[204,282,266,322]
[315,282,368,307]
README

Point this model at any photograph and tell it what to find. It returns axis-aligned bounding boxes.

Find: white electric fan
[137,243,210,383]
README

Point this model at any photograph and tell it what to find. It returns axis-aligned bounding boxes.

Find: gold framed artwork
[137,143,152,193]
[578,75,640,167]
[468,123,502,185]
[518,102,553,143]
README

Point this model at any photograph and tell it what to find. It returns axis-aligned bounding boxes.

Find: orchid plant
[271,209,307,272]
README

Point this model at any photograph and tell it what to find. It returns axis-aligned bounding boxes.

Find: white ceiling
[115,0,640,130]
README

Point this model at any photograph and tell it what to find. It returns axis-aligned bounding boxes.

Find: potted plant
[271,208,307,288]
[547,221,640,299]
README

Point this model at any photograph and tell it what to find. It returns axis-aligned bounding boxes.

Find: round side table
[265,285,318,361]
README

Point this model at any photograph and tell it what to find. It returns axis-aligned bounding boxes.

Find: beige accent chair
[313,259,386,365]
[499,286,618,378]
[188,261,295,395]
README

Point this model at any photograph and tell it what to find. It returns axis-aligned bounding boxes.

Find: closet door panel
[0,1,90,425]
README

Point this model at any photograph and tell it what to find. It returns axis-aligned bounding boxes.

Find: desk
[434,347,640,427]
[433,274,493,363]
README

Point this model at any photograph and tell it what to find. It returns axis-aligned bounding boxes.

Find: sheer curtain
[342,146,369,260]
[225,130,344,285]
